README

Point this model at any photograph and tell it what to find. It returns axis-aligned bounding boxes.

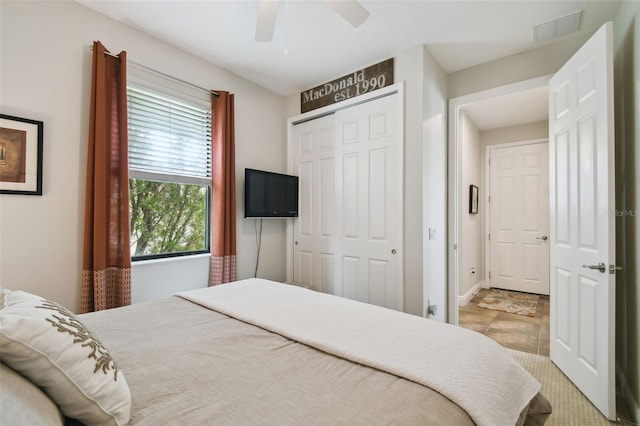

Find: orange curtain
[209,91,237,286]
[81,41,131,312]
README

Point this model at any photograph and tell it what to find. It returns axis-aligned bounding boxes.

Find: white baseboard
[459,280,485,306]
[285,281,312,290]
[617,365,640,423]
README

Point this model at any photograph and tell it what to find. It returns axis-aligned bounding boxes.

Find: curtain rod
[89,45,219,97]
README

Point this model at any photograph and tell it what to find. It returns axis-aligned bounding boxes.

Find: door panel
[292,115,336,291]
[489,142,550,294]
[549,22,615,420]
[335,94,403,311]
[320,158,335,236]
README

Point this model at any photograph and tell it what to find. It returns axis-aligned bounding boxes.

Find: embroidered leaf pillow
[0,289,131,426]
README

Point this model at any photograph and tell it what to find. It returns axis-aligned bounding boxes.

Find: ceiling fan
[255,0,370,42]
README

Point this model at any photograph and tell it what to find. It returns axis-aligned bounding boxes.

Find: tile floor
[459,288,550,356]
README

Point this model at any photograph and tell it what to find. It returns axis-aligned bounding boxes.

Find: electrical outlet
[426,298,437,317]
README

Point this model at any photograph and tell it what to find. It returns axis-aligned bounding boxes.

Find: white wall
[395,46,425,316]
[458,112,482,299]
[448,34,594,99]
[421,46,448,321]
[0,1,287,312]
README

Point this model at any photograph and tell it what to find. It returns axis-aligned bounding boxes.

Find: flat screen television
[244,168,299,218]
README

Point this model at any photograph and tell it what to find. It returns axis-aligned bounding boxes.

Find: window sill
[132,252,210,266]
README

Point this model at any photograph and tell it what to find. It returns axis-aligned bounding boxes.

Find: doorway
[448,75,552,355]
[459,139,552,356]
[487,140,550,296]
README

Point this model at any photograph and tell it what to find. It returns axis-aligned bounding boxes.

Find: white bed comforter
[177,278,540,426]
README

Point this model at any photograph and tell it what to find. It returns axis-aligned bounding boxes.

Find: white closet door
[335,94,403,310]
[291,115,337,293]
[291,92,403,311]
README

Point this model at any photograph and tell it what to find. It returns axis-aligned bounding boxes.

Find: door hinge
[488,233,491,241]
[489,271,491,279]
[488,195,491,203]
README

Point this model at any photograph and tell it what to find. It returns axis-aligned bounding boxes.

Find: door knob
[582,262,606,273]
[536,235,548,241]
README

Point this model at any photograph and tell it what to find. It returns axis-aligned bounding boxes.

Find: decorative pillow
[0,289,131,426]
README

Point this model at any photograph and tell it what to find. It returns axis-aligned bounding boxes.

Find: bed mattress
[77,280,551,425]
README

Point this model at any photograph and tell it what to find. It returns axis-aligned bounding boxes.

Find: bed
[0,278,551,426]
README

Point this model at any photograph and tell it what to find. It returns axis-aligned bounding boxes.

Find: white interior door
[489,142,550,295]
[291,115,337,293]
[334,94,403,310]
[291,91,403,311]
[549,22,616,420]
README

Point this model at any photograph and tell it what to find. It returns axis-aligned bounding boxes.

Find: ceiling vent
[534,11,582,43]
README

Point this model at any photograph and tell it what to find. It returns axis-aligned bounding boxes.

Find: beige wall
[0,1,287,312]
[448,34,592,99]
[479,121,549,147]
[613,0,640,421]
[397,45,449,319]
[421,45,449,320]
[458,112,482,298]
[395,46,425,316]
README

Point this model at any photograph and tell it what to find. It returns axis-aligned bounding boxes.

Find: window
[127,84,212,260]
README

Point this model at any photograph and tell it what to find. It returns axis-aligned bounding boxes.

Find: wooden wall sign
[300,58,394,113]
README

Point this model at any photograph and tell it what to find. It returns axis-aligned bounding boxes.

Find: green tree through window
[129,180,208,256]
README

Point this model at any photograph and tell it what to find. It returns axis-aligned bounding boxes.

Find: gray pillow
[0,362,64,426]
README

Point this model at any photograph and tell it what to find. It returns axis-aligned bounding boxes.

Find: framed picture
[469,185,478,214]
[0,114,43,195]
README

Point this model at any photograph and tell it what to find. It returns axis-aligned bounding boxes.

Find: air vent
[534,11,582,43]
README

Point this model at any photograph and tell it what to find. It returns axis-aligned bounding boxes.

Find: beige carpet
[511,349,616,426]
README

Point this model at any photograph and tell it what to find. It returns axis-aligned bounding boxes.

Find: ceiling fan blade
[255,0,279,42]
[325,0,369,28]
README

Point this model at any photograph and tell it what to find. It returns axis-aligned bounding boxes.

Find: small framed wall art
[0,114,43,195]
[469,184,478,214]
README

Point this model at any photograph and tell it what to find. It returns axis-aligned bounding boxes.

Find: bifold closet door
[291,114,338,294]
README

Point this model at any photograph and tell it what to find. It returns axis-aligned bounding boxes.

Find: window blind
[128,85,212,185]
